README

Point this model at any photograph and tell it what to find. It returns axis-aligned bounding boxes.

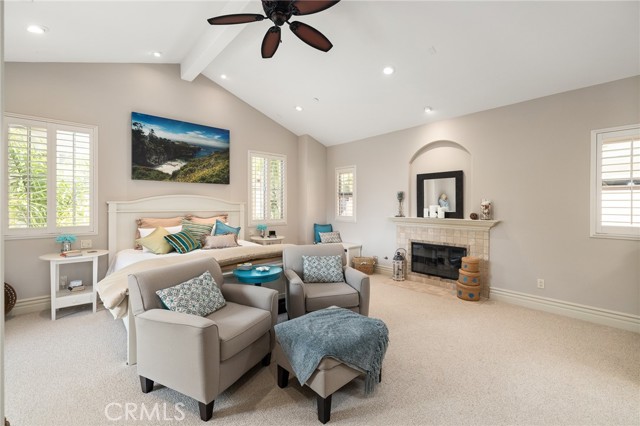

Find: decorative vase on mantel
[395,191,405,217]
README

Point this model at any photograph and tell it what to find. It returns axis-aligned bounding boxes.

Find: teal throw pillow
[313,223,333,243]
[213,220,241,236]
[302,255,344,283]
[156,271,226,316]
[164,230,201,253]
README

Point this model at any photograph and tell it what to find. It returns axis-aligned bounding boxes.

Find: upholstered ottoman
[274,307,388,424]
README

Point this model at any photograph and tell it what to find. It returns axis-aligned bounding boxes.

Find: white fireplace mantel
[389,217,500,231]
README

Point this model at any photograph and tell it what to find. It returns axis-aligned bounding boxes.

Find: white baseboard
[375,264,392,276]
[491,287,640,334]
[10,296,50,316]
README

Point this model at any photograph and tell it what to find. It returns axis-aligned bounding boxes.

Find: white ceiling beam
[180,0,254,82]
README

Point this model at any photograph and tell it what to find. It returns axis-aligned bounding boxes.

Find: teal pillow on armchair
[313,223,333,243]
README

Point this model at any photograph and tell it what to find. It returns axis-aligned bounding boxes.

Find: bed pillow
[302,255,344,283]
[213,220,241,236]
[202,234,239,249]
[139,225,182,253]
[155,271,226,317]
[319,231,342,243]
[135,216,184,249]
[181,219,214,243]
[313,223,333,243]
[164,230,201,254]
[136,227,175,254]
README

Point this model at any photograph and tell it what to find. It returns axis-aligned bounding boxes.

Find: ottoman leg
[317,394,332,424]
[277,365,289,388]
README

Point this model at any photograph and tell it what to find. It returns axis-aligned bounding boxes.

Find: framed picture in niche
[417,170,464,219]
[131,112,230,184]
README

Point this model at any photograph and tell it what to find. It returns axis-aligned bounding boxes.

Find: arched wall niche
[408,140,473,218]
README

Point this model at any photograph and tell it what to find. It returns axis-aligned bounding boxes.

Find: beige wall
[327,76,640,316]
[5,63,300,300]
[297,134,327,244]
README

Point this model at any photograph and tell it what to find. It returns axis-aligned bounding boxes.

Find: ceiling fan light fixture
[383,66,395,75]
[27,25,48,34]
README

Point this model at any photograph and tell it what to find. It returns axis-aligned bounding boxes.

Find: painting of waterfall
[131,112,230,184]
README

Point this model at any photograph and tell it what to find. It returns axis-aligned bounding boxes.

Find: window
[336,166,356,221]
[591,124,640,240]
[249,151,286,224]
[4,114,97,238]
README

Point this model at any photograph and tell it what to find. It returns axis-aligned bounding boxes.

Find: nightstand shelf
[250,235,285,245]
[39,249,108,320]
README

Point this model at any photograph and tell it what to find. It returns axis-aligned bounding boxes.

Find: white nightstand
[250,235,285,245]
[39,249,108,320]
[341,242,362,266]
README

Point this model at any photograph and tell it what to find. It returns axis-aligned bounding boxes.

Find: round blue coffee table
[233,266,283,286]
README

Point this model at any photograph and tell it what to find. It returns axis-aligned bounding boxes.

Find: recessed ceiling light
[383,66,395,75]
[295,106,303,112]
[151,51,162,58]
[27,25,47,34]
[424,106,433,113]
[220,74,227,80]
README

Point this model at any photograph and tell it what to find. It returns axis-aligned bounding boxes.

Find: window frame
[247,150,287,226]
[590,123,640,240]
[4,113,98,239]
[335,165,356,222]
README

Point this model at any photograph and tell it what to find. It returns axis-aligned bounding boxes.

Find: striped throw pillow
[181,218,214,243]
[164,230,201,253]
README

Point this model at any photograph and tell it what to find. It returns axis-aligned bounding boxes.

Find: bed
[97,194,290,365]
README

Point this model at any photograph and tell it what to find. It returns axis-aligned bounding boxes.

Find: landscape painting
[131,112,230,184]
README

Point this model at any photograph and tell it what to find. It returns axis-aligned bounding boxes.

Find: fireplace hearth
[411,242,467,280]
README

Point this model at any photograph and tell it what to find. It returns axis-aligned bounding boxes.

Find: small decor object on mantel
[395,191,405,217]
[55,234,76,253]
[470,213,479,220]
[256,224,268,238]
[480,199,493,220]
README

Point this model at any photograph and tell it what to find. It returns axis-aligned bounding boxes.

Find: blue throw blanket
[274,307,389,394]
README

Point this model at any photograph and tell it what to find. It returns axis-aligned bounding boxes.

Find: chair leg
[139,376,154,393]
[198,400,214,422]
[317,394,332,424]
[261,352,271,366]
[277,365,289,388]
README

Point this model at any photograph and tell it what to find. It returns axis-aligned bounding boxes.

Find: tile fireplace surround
[390,217,500,298]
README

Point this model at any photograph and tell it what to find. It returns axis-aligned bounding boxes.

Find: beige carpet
[5,275,640,426]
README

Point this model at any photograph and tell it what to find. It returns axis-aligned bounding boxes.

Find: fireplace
[411,242,467,280]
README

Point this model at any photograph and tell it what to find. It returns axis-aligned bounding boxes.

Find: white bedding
[106,239,260,275]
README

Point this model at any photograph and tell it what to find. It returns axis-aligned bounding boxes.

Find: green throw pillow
[135,227,175,254]
[164,230,201,253]
[181,218,214,243]
[302,255,344,283]
[156,271,226,316]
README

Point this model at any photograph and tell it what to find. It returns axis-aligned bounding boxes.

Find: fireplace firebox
[411,242,467,280]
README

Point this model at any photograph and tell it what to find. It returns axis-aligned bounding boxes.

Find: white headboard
[107,195,245,261]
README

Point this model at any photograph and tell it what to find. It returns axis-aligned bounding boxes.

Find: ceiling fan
[208,0,340,58]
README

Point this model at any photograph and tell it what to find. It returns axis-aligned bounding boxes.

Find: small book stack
[60,250,82,258]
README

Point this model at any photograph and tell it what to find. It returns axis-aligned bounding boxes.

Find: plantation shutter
[7,122,48,229]
[249,152,286,223]
[56,129,92,227]
[596,126,640,237]
[336,167,355,219]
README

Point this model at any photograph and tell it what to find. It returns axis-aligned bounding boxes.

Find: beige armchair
[128,257,278,421]
[283,243,370,319]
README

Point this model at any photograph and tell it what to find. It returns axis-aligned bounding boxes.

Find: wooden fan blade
[289,21,333,52]
[261,26,282,58]
[208,14,265,25]
[290,0,340,16]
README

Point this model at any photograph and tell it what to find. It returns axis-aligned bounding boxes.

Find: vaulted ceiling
[5,1,639,146]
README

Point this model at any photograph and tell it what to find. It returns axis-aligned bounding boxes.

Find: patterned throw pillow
[164,230,201,253]
[181,219,214,243]
[302,255,344,283]
[319,231,342,243]
[213,220,241,236]
[156,271,226,316]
